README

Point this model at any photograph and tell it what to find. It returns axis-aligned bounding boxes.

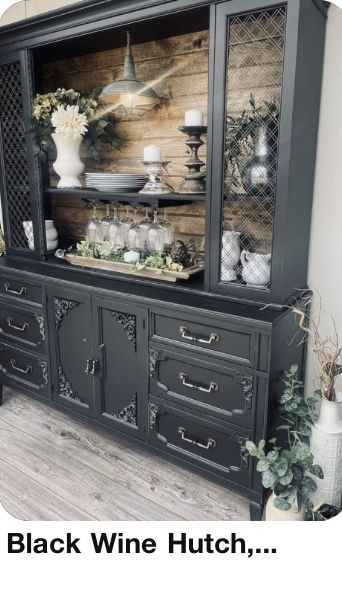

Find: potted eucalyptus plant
[246,365,324,520]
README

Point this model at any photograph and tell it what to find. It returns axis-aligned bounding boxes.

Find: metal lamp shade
[99,31,159,115]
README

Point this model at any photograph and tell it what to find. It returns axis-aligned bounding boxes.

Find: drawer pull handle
[179,326,220,345]
[179,372,219,394]
[6,317,29,332]
[178,426,216,450]
[4,282,27,296]
[90,359,98,376]
[10,359,32,375]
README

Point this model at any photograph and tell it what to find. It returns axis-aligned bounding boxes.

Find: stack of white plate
[85,173,147,192]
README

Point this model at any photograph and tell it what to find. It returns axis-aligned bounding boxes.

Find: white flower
[51,104,88,139]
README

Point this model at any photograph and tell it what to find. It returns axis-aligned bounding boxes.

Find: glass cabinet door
[209,3,287,298]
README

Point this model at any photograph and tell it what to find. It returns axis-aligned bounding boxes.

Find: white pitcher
[52,133,84,188]
[221,231,241,282]
[241,250,271,288]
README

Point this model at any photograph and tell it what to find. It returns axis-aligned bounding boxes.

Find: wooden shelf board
[46,187,205,208]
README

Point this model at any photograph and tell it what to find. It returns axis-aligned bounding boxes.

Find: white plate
[85,173,144,177]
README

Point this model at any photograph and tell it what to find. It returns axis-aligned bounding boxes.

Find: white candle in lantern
[144,145,161,162]
[185,109,203,126]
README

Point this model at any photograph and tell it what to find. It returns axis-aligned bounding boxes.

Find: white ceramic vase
[265,493,305,521]
[240,250,271,288]
[310,394,342,508]
[52,132,84,188]
[221,231,241,281]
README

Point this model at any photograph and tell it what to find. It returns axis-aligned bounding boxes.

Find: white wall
[1,0,342,395]
[306,2,342,395]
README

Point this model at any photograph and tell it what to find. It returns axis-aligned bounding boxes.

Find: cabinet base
[249,501,264,521]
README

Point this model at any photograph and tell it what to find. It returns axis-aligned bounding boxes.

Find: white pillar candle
[143,145,161,162]
[185,109,203,126]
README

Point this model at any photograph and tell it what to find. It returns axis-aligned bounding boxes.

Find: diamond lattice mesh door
[221,7,286,289]
[0,62,34,251]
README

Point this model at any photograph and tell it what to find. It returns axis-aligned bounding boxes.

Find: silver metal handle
[10,359,32,375]
[84,358,91,374]
[90,359,98,376]
[178,426,216,450]
[4,282,27,296]
[6,317,29,332]
[179,372,218,394]
[179,326,220,345]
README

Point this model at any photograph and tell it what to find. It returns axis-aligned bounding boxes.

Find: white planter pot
[310,395,342,508]
[52,133,84,188]
[265,493,305,521]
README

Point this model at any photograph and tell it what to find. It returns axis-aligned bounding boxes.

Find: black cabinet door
[92,297,147,440]
[47,286,94,416]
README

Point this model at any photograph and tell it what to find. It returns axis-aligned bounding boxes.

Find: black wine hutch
[0,0,327,520]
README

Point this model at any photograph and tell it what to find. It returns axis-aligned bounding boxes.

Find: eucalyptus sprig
[246,364,323,514]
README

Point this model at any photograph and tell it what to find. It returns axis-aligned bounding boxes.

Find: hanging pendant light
[99,30,159,117]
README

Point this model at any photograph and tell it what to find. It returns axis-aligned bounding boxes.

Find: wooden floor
[0,388,249,521]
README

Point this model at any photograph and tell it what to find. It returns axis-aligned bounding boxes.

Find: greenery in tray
[225,94,280,191]
[31,87,121,162]
[246,365,323,514]
[75,241,196,273]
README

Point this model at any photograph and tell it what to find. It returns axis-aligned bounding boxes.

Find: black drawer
[151,310,257,366]
[149,346,263,429]
[149,399,251,487]
[0,303,46,351]
[0,274,42,306]
[0,343,49,394]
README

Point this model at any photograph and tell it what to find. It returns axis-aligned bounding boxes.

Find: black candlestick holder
[178,125,207,194]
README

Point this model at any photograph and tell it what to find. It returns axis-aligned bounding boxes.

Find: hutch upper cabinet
[0,0,327,520]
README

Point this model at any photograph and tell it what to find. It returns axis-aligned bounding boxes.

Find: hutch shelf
[0,0,328,520]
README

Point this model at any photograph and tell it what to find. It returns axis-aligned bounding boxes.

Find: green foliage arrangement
[31,87,121,162]
[246,365,323,513]
[75,241,192,273]
[225,94,280,191]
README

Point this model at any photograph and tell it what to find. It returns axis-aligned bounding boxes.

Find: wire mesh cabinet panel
[0,51,44,258]
[208,0,326,304]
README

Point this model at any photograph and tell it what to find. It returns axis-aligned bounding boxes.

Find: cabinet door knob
[179,326,220,345]
[179,372,219,394]
[178,426,216,450]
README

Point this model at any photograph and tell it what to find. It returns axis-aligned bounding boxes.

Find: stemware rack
[46,187,204,209]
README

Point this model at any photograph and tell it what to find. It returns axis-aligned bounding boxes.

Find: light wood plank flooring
[0,388,249,521]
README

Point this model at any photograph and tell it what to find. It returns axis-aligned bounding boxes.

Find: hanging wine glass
[147,210,166,253]
[139,207,152,247]
[108,205,125,249]
[100,204,112,242]
[127,207,145,251]
[159,208,174,245]
[120,205,134,245]
[86,204,102,244]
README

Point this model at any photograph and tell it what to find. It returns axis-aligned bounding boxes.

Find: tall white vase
[310,394,342,508]
[52,133,84,188]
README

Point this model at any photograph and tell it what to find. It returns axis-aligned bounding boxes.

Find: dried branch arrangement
[291,297,342,402]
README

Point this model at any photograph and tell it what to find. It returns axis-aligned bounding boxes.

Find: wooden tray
[62,253,204,283]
